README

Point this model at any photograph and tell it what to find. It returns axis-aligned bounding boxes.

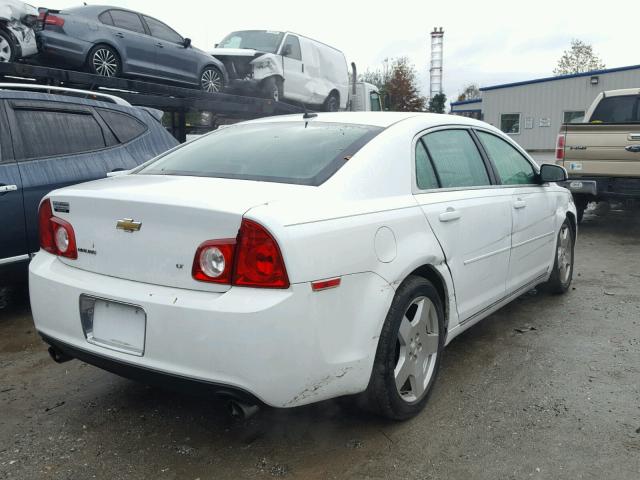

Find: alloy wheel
[557,224,573,284]
[0,37,12,63]
[394,296,440,403]
[92,48,118,77]
[201,69,223,93]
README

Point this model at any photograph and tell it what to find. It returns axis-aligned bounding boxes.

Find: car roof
[600,88,640,97]
[245,111,491,129]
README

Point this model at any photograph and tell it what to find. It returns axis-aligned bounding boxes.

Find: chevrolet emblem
[116,218,142,232]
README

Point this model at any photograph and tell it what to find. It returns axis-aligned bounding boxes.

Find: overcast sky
[48,0,634,102]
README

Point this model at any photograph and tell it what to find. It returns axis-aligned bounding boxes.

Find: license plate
[79,295,146,356]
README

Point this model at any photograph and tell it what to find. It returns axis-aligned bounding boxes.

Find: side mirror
[539,163,567,183]
[281,44,292,57]
[183,37,191,48]
[214,43,219,48]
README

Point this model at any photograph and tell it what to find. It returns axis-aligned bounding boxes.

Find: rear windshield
[218,31,284,54]
[590,95,640,123]
[137,122,382,186]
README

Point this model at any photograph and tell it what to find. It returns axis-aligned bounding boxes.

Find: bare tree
[554,39,605,75]
[457,83,480,102]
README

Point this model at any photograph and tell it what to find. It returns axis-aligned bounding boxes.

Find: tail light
[555,134,565,161]
[38,199,77,259]
[39,12,65,28]
[192,219,289,289]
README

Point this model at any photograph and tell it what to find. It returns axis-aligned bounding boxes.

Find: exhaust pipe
[48,346,73,364]
[227,399,260,420]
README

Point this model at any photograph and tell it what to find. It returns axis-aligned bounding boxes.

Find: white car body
[211,30,349,109]
[0,0,38,60]
[30,112,576,409]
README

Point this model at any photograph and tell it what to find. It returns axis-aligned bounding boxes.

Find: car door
[413,128,512,322]
[475,130,557,293]
[0,100,28,263]
[142,15,196,84]
[279,34,307,101]
[103,9,161,78]
[6,99,137,254]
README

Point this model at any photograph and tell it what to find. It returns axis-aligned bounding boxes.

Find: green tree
[554,39,605,75]
[427,93,447,113]
[457,83,480,102]
[384,57,426,112]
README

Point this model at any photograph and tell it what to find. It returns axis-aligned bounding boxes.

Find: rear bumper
[29,252,393,407]
[563,176,640,200]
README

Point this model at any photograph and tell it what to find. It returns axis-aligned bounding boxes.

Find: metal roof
[480,64,640,92]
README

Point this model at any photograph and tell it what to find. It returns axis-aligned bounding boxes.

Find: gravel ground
[1,205,639,480]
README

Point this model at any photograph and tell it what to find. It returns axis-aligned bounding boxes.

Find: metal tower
[430,27,444,98]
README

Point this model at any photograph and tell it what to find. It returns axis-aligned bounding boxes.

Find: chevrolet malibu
[29,112,576,420]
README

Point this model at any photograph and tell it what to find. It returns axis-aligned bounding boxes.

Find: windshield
[217,30,284,53]
[138,122,382,186]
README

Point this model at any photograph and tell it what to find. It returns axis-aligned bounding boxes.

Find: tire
[200,66,224,93]
[261,77,283,101]
[362,275,445,420]
[0,29,16,63]
[323,92,340,112]
[88,44,121,77]
[544,218,575,294]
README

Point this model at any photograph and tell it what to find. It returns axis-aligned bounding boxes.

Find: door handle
[514,198,526,209]
[155,43,164,48]
[439,208,461,222]
[114,32,125,38]
[625,145,640,153]
[301,63,304,73]
[0,184,18,194]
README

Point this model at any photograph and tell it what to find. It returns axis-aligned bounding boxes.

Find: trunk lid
[50,175,311,292]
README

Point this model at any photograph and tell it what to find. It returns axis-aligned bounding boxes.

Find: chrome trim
[460,272,548,326]
[0,254,30,265]
[0,184,18,193]
[512,231,555,250]
[0,83,131,106]
[463,245,511,265]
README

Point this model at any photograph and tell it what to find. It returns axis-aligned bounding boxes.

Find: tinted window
[370,92,381,111]
[138,122,382,186]
[422,130,490,188]
[477,131,536,185]
[14,109,107,160]
[97,109,147,143]
[415,140,438,190]
[500,113,520,134]
[109,10,145,34]
[98,11,113,25]
[590,95,640,123]
[218,30,284,54]
[143,16,182,43]
[282,35,302,61]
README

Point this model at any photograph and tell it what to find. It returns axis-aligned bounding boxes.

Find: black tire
[544,218,575,294]
[0,29,16,63]
[362,275,445,420]
[574,195,589,223]
[88,44,121,77]
[261,76,283,101]
[200,66,224,93]
[323,92,340,112]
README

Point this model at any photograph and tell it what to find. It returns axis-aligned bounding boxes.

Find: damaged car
[0,0,38,62]
[211,30,349,111]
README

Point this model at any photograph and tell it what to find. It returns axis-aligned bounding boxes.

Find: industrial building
[450,64,640,151]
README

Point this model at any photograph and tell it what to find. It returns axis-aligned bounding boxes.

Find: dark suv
[0,86,178,284]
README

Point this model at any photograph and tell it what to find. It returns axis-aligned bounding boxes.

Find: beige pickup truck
[556,88,640,221]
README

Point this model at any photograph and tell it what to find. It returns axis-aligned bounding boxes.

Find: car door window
[109,10,146,34]
[13,109,108,160]
[281,35,302,60]
[422,129,490,188]
[98,11,114,26]
[415,140,439,190]
[143,16,182,44]
[477,131,537,185]
[96,109,147,143]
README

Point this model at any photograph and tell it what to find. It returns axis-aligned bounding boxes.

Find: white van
[211,30,349,111]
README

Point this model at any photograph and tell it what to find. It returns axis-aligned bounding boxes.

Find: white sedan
[30,112,576,420]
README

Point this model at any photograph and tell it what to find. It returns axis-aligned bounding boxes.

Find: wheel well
[328,89,339,100]
[408,264,449,329]
[566,211,577,234]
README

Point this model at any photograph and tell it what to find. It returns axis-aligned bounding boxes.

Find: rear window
[590,95,640,123]
[97,108,147,143]
[138,122,382,186]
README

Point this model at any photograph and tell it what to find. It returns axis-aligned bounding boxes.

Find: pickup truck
[555,88,640,222]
